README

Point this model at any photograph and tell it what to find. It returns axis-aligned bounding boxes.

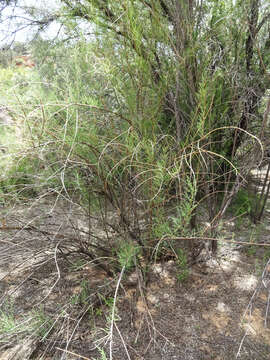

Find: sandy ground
[0,191,270,359]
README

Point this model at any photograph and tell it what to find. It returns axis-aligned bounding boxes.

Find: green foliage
[94,347,108,360]
[152,216,171,239]
[0,0,268,277]
[0,156,40,199]
[0,298,53,343]
[263,250,270,265]
[229,189,255,217]
[0,67,14,87]
[68,259,88,272]
[248,248,270,275]
[70,280,91,306]
[246,245,257,257]
[95,295,115,318]
[172,178,197,234]
[0,2,269,359]
[245,224,264,257]
[176,248,189,282]
[116,241,139,271]
[98,295,114,309]
[0,298,22,339]
[31,306,54,340]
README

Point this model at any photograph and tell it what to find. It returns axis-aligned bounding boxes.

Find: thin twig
[55,347,91,360]
[109,265,126,360]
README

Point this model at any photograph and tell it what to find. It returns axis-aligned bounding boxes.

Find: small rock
[216,301,230,313]
[136,297,147,313]
[147,293,159,305]
[152,263,163,274]
[126,271,138,285]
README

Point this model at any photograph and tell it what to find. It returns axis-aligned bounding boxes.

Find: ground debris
[0,339,36,360]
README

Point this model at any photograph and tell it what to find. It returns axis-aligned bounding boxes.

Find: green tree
[1,0,270,265]
[56,0,270,250]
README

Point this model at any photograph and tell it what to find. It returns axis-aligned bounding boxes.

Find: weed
[254,259,262,276]
[175,248,189,282]
[69,259,87,272]
[95,295,116,318]
[70,280,91,306]
[246,246,257,257]
[0,299,53,343]
[31,306,53,340]
[171,178,197,235]
[0,155,41,199]
[0,298,22,339]
[245,224,265,257]
[94,347,107,360]
[117,241,139,271]
[102,296,114,308]
[229,189,259,218]
[263,249,270,264]
[95,308,103,317]
[253,249,270,275]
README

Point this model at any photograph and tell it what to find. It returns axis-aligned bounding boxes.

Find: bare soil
[0,197,270,360]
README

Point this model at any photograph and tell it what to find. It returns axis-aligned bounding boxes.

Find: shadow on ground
[0,198,270,360]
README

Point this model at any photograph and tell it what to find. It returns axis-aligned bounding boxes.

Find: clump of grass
[228,188,262,228]
[0,299,28,343]
[175,248,189,282]
[116,240,140,272]
[70,280,91,307]
[229,189,254,217]
[0,299,53,344]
